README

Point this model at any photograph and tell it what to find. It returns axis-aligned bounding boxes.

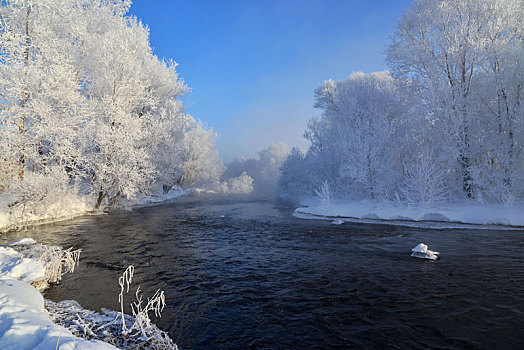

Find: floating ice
[332,219,344,225]
[411,243,439,260]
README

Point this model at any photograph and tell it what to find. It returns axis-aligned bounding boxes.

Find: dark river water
[2,196,524,349]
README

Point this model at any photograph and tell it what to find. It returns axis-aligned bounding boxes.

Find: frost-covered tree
[278,147,312,199]
[164,119,224,191]
[310,71,406,200]
[387,0,484,198]
[387,0,524,201]
[401,148,449,207]
[0,0,88,182]
[474,0,524,203]
[224,142,289,194]
[280,0,524,206]
[0,0,224,213]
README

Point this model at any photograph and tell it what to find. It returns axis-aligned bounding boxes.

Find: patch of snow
[0,278,116,349]
[487,218,512,226]
[332,219,345,225]
[362,213,380,219]
[8,237,37,246]
[126,186,186,208]
[0,247,46,283]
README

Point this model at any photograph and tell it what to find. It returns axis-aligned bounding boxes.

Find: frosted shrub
[401,150,448,207]
[11,243,81,290]
[315,180,332,206]
[47,265,177,349]
[130,287,167,341]
[227,171,254,194]
[36,246,81,284]
[2,168,68,213]
[115,265,175,349]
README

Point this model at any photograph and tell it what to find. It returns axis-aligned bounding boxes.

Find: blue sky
[129,0,412,161]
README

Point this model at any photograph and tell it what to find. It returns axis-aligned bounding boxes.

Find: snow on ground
[0,279,116,349]
[0,192,91,233]
[0,247,46,283]
[0,186,187,233]
[128,186,186,207]
[294,200,524,229]
[0,242,116,349]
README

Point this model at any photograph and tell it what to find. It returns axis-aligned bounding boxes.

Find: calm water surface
[2,196,524,349]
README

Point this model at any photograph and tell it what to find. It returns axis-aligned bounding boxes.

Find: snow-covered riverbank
[294,200,524,229]
[0,239,177,349]
[0,187,187,234]
[0,239,115,349]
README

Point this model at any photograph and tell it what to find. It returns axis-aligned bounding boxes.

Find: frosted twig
[118,265,134,334]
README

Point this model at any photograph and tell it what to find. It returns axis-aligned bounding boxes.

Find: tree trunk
[107,190,121,208]
[18,2,32,179]
[95,190,106,209]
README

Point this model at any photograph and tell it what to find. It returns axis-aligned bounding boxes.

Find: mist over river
[2,196,523,349]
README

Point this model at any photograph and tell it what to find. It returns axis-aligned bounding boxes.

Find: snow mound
[0,191,90,233]
[389,215,413,221]
[487,218,512,226]
[411,243,439,260]
[0,278,116,349]
[362,213,380,219]
[416,213,451,222]
[0,247,46,283]
[8,238,37,246]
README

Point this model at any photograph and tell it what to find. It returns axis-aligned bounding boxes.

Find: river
[2,196,523,348]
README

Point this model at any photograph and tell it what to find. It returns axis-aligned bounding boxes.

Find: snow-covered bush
[224,142,290,194]
[226,171,254,194]
[315,181,332,206]
[401,149,448,207]
[9,241,81,291]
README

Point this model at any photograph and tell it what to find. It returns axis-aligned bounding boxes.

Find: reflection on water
[2,195,524,349]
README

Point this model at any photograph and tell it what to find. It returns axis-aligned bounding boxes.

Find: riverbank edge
[0,240,117,349]
[0,239,177,349]
[294,200,524,230]
[0,187,187,234]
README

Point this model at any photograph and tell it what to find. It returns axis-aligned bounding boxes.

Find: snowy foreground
[0,240,115,349]
[0,239,176,349]
[294,200,524,229]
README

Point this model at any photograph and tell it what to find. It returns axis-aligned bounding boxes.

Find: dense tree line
[0,0,222,209]
[279,0,524,206]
